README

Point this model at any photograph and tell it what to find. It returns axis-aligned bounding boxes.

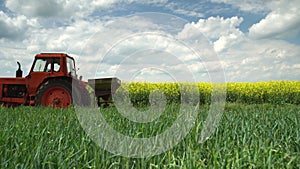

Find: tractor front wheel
[35,79,73,108]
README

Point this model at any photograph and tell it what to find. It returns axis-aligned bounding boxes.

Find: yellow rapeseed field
[119,81,300,105]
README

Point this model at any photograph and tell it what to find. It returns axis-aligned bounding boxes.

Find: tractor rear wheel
[35,79,73,108]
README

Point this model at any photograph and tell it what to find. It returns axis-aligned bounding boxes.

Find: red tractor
[0,53,120,108]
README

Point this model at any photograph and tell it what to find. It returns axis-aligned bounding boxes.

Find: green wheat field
[0,81,299,168]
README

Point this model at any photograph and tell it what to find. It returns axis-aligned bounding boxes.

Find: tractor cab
[28,53,77,78]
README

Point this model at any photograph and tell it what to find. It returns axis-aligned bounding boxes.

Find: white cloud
[220,39,300,81]
[211,0,300,39]
[5,0,168,20]
[92,0,117,8]
[176,14,300,82]
[172,9,204,18]
[165,2,204,18]
[191,16,243,39]
[210,0,272,12]
[24,20,102,53]
[0,11,37,40]
[0,18,106,77]
[214,32,242,52]
[5,0,92,20]
[0,43,36,76]
[5,14,189,80]
[93,0,166,8]
[249,0,300,39]
[179,16,245,52]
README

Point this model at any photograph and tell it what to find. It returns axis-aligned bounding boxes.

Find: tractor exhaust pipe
[16,61,23,77]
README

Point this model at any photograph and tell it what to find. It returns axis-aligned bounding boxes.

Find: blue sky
[0,0,299,82]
